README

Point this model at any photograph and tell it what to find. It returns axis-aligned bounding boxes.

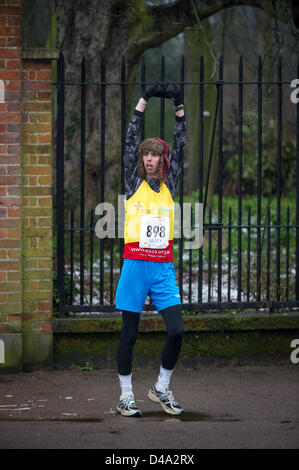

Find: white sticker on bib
[139,214,170,249]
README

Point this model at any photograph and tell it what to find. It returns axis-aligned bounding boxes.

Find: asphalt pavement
[0,363,298,451]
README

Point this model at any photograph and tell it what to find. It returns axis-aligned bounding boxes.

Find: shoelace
[121,393,136,406]
[161,388,177,404]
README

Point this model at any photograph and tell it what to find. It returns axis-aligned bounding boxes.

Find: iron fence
[55,51,299,316]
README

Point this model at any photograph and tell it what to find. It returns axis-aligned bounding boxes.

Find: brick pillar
[0,0,58,371]
[0,0,23,371]
[21,50,57,370]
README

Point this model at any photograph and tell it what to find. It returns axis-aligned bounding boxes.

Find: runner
[116,82,186,417]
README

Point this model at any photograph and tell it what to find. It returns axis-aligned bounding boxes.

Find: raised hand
[141,82,163,102]
[141,82,183,107]
[162,84,183,106]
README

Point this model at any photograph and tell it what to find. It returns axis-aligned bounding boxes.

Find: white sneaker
[148,386,184,415]
[116,393,142,417]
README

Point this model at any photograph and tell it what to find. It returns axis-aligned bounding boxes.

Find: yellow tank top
[123,180,174,262]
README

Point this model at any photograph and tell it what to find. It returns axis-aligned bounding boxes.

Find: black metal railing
[55,51,299,316]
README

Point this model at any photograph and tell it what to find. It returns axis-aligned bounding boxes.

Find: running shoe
[116,393,142,417]
[148,386,184,415]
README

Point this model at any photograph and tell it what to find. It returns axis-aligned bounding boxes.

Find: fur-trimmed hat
[137,138,170,181]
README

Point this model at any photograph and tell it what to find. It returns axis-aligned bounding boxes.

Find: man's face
[143,151,161,179]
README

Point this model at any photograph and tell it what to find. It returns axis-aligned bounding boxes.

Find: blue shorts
[116,259,181,313]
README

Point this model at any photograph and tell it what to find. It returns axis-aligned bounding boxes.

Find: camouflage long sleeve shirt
[124,109,186,200]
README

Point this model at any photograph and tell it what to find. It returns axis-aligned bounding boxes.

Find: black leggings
[117,304,184,376]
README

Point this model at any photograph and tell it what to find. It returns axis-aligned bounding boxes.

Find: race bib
[139,214,170,249]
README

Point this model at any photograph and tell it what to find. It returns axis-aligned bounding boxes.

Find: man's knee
[167,324,184,343]
[120,326,138,347]
[160,304,184,342]
[120,311,139,346]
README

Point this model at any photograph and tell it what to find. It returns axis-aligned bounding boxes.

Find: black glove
[142,82,183,106]
[142,82,176,101]
[152,82,169,98]
[165,84,183,106]
[141,82,162,102]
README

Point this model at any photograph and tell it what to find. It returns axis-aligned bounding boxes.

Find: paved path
[0,364,298,450]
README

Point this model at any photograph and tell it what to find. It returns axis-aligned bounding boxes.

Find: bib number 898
[146,225,166,238]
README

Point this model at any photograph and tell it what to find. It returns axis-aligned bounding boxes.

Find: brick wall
[0,0,57,371]
[0,0,23,370]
